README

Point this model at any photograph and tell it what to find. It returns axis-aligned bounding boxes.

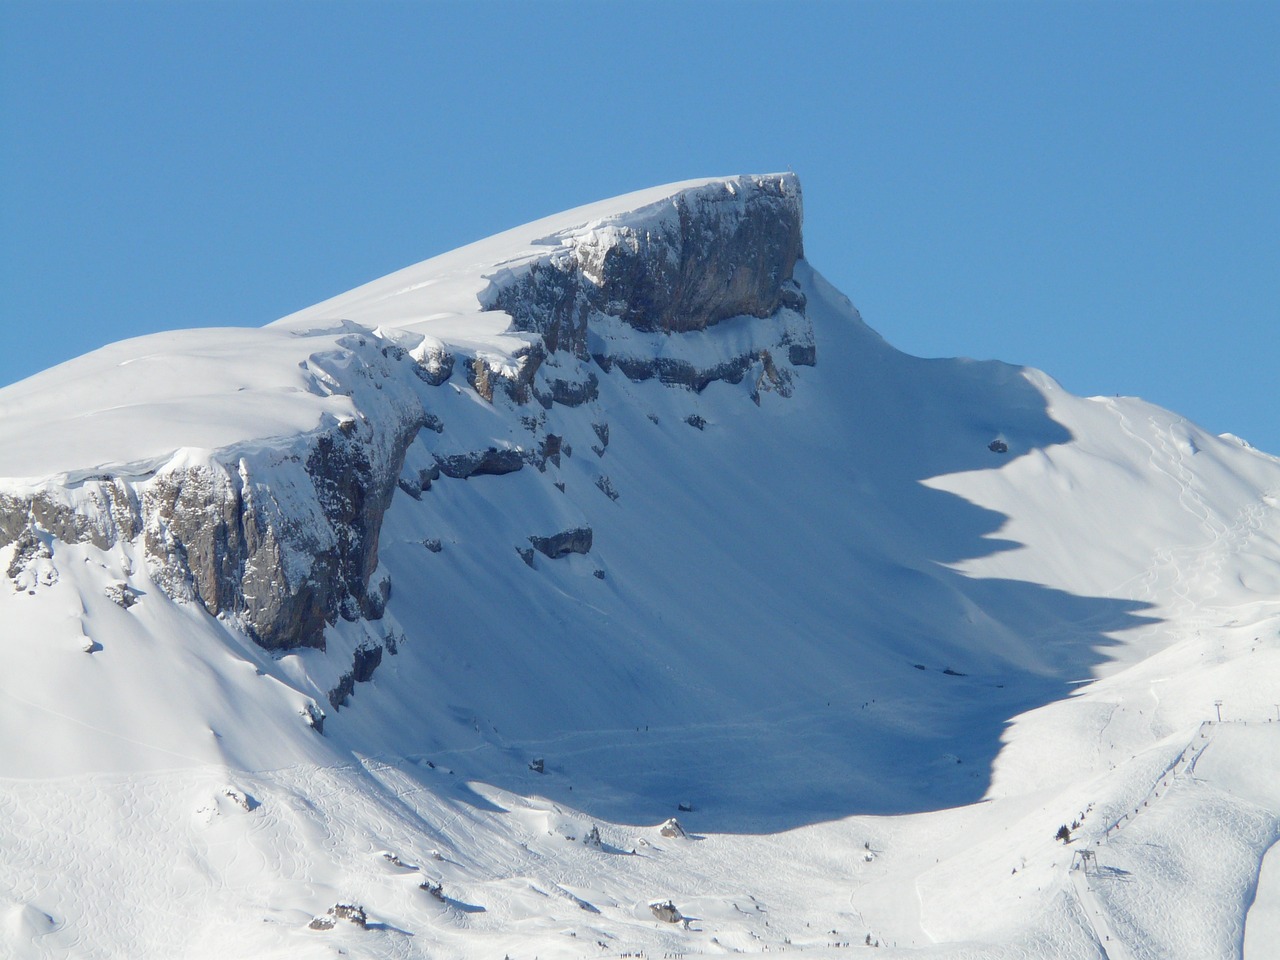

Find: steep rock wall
[488,174,813,387]
[0,175,817,657]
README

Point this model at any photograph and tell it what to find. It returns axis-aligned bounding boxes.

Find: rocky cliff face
[491,174,805,351]
[485,173,814,404]
[2,333,425,654]
[0,175,814,665]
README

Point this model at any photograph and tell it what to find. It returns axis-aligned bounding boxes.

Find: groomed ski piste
[1,175,1277,959]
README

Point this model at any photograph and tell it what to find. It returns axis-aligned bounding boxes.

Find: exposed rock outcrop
[2,337,424,653]
[327,640,386,709]
[143,415,418,650]
[649,900,683,924]
[493,175,804,351]
[0,481,138,553]
[434,447,525,480]
[659,817,686,838]
[528,527,593,559]
[308,903,368,931]
[0,175,817,660]
[480,174,815,405]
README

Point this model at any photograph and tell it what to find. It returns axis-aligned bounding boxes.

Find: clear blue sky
[3,1,1277,452]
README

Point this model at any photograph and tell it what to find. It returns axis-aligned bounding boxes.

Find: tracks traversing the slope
[1105,403,1276,630]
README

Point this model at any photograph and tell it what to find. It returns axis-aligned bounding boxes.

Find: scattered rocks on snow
[308,903,368,931]
[685,414,707,430]
[422,538,443,553]
[420,879,445,900]
[529,757,545,774]
[658,817,686,838]
[988,439,1008,453]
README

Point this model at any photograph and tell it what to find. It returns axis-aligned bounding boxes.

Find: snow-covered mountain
[1,174,1277,960]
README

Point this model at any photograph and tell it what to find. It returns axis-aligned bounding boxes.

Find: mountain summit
[2,176,1277,959]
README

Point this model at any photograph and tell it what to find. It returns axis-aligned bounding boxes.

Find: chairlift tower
[1214,700,1223,722]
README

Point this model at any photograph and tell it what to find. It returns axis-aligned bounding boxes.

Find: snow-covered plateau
[1,174,1277,960]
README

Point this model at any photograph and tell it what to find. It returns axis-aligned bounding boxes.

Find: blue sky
[3,1,1277,453]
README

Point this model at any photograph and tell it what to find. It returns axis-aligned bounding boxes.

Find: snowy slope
[1,174,1278,960]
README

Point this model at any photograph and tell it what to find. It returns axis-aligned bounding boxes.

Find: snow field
[2,176,1279,958]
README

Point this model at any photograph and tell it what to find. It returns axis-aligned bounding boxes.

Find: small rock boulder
[649,900,683,924]
[308,903,367,931]
[658,817,685,838]
[528,526,592,559]
[105,582,138,608]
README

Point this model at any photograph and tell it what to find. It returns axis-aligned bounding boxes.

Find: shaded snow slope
[2,175,1278,959]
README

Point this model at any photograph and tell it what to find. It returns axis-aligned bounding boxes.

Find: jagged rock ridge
[0,174,812,667]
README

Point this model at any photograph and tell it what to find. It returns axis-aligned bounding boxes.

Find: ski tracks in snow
[1106,402,1278,638]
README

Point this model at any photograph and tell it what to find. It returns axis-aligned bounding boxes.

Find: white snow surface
[1,174,1278,959]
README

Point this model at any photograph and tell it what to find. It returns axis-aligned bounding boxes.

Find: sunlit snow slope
[1,174,1277,960]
